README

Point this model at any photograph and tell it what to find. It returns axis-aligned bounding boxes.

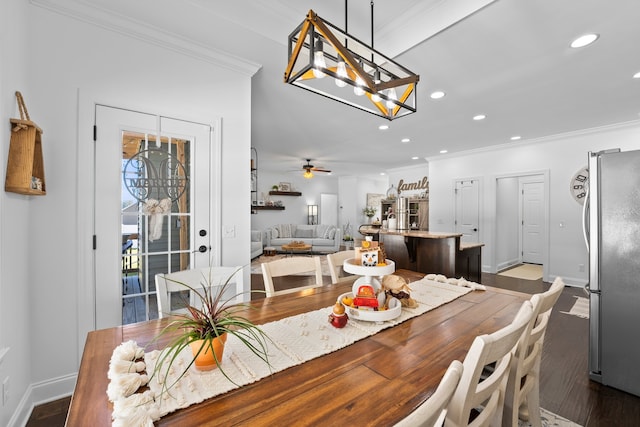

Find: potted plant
[362,206,377,222]
[150,267,271,393]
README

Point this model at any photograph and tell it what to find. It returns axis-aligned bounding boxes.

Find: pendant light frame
[284,9,419,121]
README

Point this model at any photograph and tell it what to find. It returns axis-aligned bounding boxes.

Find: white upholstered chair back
[503,277,565,427]
[155,266,244,319]
[261,256,323,297]
[326,250,355,283]
[394,360,464,427]
[445,301,533,427]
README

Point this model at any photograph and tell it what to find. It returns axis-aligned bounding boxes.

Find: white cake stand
[340,258,399,322]
[343,258,395,294]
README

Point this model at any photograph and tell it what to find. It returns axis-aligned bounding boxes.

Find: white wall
[0,0,33,425]
[495,177,520,270]
[0,3,255,425]
[428,121,640,286]
[250,171,339,231]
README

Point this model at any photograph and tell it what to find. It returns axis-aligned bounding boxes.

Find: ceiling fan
[302,159,331,179]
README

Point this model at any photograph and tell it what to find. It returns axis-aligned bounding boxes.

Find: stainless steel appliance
[584,148,640,397]
[396,197,409,230]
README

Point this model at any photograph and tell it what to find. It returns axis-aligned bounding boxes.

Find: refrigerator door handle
[582,186,590,251]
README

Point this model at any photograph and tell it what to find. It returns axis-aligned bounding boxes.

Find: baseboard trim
[7,373,76,427]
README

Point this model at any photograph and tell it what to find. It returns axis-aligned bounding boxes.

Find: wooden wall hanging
[5,91,46,195]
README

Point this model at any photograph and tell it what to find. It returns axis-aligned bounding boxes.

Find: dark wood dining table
[65,270,528,426]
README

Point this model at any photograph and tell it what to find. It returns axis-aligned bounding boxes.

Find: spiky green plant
[149,267,271,394]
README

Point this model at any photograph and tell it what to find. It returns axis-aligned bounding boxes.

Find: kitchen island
[379,230,483,281]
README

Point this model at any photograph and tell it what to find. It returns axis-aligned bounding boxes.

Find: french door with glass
[94,106,214,329]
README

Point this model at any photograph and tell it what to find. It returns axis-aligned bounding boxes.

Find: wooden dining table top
[65,270,528,426]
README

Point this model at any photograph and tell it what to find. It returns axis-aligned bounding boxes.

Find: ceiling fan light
[303,169,314,179]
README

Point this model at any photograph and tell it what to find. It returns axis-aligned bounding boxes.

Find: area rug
[560,296,589,319]
[251,254,332,276]
[498,263,543,280]
[518,408,583,427]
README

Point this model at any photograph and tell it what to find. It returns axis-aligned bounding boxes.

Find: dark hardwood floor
[28,272,640,426]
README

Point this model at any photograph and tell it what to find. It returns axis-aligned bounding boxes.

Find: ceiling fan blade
[311,167,331,173]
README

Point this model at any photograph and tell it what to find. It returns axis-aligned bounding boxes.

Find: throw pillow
[271,228,279,239]
[315,224,329,239]
[278,224,295,238]
[328,227,336,239]
[322,225,335,239]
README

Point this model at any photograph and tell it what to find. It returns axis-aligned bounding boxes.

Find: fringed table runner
[108,275,484,426]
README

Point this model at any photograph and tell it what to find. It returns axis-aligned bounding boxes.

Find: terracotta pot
[189,333,227,371]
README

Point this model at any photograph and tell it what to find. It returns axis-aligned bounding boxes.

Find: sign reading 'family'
[397,176,429,193]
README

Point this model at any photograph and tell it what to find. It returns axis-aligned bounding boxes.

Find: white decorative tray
[342,258,395,276]
[338,292,401,322]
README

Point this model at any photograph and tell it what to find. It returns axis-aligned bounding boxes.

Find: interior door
[455,179,480,243]
[94,105,213,329]
[521,180,544,264]
[320,193,338,226]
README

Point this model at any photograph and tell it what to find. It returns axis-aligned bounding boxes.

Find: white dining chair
[261,256,323,297]
[502,277,565,427]
[394,360,464,427]
[155,266,244,319]
[445,301,533,427]
[326,250,355,283]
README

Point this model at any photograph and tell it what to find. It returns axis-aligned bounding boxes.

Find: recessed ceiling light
[473,114,486,121]
[411,156,419,160]
[440,150,448,154]
[430,91,445,99]
[401,138,411,143]
[378,124,389,130]
[570,33,599,48]
[634,71,640,79]
[510,135,521,141]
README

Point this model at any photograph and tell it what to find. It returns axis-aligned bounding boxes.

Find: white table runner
[109,276,481,425]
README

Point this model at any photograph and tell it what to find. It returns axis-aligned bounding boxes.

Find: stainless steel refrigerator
[584,148,640,397]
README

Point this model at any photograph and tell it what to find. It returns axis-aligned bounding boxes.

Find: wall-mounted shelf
[252,205,285,211]
[5,94,47,195]
[269,191,301,196]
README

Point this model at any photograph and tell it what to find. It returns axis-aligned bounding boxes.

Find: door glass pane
[121,132,192,324]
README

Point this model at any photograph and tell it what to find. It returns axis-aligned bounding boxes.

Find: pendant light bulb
[386,87,397,109]
[371,70,381,102]
[313,39,326,79]
[335,59,348,87]
[354,74,366,96]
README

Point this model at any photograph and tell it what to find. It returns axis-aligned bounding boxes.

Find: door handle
[473,228,478,232]
[197,245,208,253]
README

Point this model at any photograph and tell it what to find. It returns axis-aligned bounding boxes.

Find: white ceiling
[39,0,640,177]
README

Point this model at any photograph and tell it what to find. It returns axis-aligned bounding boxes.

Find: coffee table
[281,243,312,256]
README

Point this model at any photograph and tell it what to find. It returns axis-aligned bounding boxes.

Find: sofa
[251,230,264,259]
[265,224,342,253]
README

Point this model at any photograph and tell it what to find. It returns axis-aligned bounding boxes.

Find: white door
[94,105,214,329]
[455,179,480,244]
[320,193,338,226]
[521,180,544,264]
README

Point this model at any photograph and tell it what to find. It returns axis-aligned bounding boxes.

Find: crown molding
[30,0,262,76]
[426,119,640,162]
